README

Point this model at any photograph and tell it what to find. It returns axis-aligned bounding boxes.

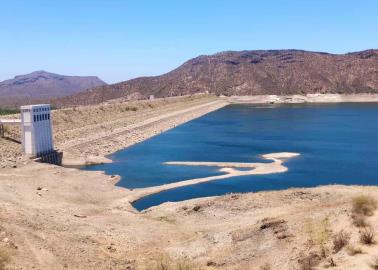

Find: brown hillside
[54,49,378,106]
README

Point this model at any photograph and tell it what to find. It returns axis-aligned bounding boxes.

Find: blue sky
[0,0,377,83]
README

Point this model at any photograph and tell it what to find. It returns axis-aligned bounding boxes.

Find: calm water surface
[84,103,378,210]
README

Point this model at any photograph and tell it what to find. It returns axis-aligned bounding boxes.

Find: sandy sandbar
[124,152,300,205]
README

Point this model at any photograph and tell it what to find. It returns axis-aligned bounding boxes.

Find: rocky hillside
[0,71,106,107]
[54,49,378,107]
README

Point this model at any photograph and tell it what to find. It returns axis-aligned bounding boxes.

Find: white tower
[20,104,54,157]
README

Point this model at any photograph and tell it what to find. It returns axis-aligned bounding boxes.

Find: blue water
[84,103,378,210]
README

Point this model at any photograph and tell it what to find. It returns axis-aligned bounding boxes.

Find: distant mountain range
[0,71,106,107]
[53,49,378,107]
[2,50,378,108]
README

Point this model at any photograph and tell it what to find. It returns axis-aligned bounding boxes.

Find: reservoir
[84,103,378,210]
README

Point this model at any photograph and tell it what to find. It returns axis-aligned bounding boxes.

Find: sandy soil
[2,162,378,269]
[60,99,227,166]
[1,93,378,269]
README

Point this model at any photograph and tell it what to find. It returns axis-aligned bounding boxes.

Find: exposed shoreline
[3,93,377,168]
[63,93,378,206]
[60,93,378,167]
[2,94,378,269]
[60,99,229,166]
[229,93,378,104]
[0,94,227,168]
[21,93,378,206]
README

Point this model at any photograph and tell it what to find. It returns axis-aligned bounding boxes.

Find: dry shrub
[326,257,336,267]
[351,213,369,228]
[332,230,350,253]
[352,195,377,216]
[360,228,375,245]
[126,106,138,112]
[346,245,363,256]
[143,256,195,270]
[260,263,271,270]
[320,245,329,259]
[305,218,330,247]
[0,248,10,270]
[259,218,286,230]
[298,252,321,270]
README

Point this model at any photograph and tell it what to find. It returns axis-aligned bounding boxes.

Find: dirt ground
[2,162,378,269]
[1,94,378,269]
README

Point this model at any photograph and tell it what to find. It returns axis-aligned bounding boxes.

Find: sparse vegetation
[346,245,363,256]
[0,107,19,116]
[259,263,271,270]
[352,195,377,216]
[351,195,376,229]
[305,218,330,247]
[370,257,378,270]
[0,248,10,270]
[326,257,336,267]
[128,106,138,111]
[360,227,375,245]
[319,245,329,259]
[332,230,350,253]
[298,252,321,270]
[351,213,369,228]
[120,105,139,112]
[143,256,195,270]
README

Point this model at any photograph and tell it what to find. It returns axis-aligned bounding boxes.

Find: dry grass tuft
[326,257,337,267]
[351,213,369,228]
[298,252,321,270]
[259,263,271,270]
[360,228,375,245]
[346,245,363,256]
[305,218,330,247]
[352,195,377,216]
[332,230,350,253]
[319,245,329,259]
[143,256,195,270]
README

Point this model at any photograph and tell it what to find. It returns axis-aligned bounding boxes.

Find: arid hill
[54,49,378,107]
[0,71,106,107]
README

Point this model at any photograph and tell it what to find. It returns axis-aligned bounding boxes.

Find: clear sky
[0,0,377,83]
